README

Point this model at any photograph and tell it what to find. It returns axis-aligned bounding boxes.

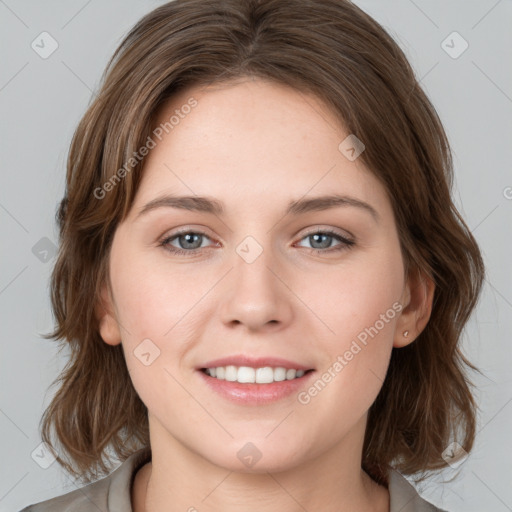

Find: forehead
[153,78,342,147]
[132,78,391,219]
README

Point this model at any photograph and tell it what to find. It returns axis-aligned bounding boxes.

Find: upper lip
[198,355,314,371]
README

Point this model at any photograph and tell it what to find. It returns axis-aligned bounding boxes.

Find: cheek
[300,243,403,409]
[109,246,220,404]
[110,257,197,413]
[307,247,404,346]
[110,247,208,339]
[107,245,190,386]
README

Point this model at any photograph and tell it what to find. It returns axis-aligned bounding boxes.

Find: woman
[21,0,484,510]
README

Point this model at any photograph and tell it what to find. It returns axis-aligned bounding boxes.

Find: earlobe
[394,269,435,348]
[95,283,122,346]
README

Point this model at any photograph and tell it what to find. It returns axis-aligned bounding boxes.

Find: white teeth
[238,366,256,383]
[204,366,309,383]
[225,365,238,381]
[270,367,286,382]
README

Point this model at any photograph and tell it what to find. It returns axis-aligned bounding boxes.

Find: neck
[132,416,389,512]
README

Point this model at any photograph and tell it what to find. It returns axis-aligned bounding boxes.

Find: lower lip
[197,369,316,405]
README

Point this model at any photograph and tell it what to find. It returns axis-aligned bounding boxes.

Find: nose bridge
[233,232,280,300]
[219,231,292,329]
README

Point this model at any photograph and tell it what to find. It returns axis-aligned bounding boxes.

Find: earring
[403,330,409,337]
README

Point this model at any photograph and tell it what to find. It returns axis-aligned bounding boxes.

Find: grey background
[1,1,511,511]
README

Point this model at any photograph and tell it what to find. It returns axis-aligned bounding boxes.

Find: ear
[394,268,435,348]
[95,282,122,346]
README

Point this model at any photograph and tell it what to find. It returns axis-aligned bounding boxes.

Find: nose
[218,241,294,332]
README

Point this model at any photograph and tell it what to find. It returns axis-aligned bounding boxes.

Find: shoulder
[18,476,111,512]
[19,447,151,512]
[388,469,449,512]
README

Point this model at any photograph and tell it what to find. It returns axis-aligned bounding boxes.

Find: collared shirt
[20,447,448,511]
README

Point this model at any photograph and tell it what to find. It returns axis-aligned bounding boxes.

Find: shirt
[20,447,448,511]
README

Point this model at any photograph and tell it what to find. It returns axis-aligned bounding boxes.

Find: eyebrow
[136,193,379,222]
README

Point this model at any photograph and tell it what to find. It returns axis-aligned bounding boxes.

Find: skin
[97,77,434,512]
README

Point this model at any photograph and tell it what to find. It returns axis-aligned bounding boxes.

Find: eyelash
[158,228,355,257]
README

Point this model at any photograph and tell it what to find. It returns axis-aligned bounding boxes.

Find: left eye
[295,230,354,252]
[159,229,355,256]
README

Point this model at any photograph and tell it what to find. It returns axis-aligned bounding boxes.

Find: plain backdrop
[1,1,511,511]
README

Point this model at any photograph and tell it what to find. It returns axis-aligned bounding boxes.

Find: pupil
[182,233,200,249]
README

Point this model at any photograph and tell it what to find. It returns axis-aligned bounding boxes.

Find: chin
[204,439,307,474]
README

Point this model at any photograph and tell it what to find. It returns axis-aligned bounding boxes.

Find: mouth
[199,366,315,384]
[195,355,316,404]
[197,365,317,405]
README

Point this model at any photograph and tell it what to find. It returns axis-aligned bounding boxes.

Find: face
[98,78,425,473]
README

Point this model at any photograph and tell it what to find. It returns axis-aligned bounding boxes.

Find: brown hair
[40,0,484,485]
